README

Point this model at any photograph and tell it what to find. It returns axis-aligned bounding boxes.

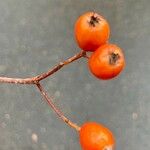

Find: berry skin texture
[88,44,125,80]
[75,12,110,51]
[79,122,115,150]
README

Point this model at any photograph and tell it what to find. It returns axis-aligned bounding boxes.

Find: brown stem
[36,82,81,131]
[0,50,86,84]
[0,50,86,131]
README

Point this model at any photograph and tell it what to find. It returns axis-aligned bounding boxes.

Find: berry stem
[0,50,86,131]
[0,50,86,84]
[36,82,81,131]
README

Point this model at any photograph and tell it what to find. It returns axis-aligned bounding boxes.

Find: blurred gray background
[0,0,150,149]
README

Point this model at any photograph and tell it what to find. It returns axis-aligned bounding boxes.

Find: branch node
[59,62,64,66]
[0,51,85,131]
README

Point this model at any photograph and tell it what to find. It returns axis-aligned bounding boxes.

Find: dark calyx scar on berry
[75,11,110,51]
[89,14,100,27]
[109,52,120,65]
[0,11,126,150]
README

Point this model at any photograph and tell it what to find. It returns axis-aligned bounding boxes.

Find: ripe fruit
[79,122,115,150]
[89,44,125,80]
[75,12,110,51]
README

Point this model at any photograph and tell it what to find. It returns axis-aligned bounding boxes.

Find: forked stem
[0,51,87,131]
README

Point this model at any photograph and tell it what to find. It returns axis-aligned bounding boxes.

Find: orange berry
[88,44,125,80]
[79,122,115,150]
[75,12,110,51]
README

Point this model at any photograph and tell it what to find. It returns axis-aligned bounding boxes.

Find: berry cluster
[75,12,125,80]
[0,11,126,150]
[74,12,126,150]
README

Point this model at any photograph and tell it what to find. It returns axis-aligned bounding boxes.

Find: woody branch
[0,50,87,131]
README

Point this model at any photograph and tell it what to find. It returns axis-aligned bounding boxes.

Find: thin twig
[34,50,86,82]
[36,82,81,131]
[0,50,86,84]
[0,50,86,131]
